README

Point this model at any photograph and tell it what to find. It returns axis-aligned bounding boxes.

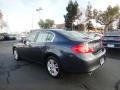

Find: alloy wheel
[47,59,59,77]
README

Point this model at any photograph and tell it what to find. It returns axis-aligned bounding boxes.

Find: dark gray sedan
[13,29,106,78]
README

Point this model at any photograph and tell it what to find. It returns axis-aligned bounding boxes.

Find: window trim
[46,31,55,42]
[35,32,48,43]
[34,31,55,43]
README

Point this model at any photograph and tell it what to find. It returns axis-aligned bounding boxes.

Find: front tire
[46,56,63,78]
[13,48,20,61]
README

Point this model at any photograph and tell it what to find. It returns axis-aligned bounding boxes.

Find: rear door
[33,31,48,62]
[34,31,55,63]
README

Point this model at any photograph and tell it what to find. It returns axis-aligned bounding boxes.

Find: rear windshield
[59,31,87,40]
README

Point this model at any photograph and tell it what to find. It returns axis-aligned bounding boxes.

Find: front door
[21,31,38,60]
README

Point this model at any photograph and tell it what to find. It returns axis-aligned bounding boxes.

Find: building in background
[53,24,65,29]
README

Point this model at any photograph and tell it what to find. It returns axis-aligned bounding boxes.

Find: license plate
[100,58,104,65]
[107,44,114,48]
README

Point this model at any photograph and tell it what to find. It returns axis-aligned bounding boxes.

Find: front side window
[27,32,38,42]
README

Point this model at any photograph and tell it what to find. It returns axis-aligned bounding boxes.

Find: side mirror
[23,39,31,46]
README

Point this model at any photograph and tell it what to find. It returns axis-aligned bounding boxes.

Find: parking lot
[0,41,120,90]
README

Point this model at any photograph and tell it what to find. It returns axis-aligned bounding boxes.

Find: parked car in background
[103,31,120,48]
[0,33,16,41]
[7,34,16,40]
[13,29,106,78]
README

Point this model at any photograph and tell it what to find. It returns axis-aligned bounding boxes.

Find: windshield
[59,31,88,40]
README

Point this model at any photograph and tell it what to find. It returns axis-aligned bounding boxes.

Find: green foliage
[96,5,120,31]
[38,19,54,29]
[64,0,79,30]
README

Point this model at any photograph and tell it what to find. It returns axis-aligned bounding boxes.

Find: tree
[96,5,120,32]
[38,19,54,29]
[75,23,84,31]
[93,9,98,19]
[75,8,82,21]
[0,10,7,30]
[85,2,92,21]
[86,21,94,31]
[85,2,94,31]
[64,0,79,30]
[117,18,120,29]
[0,10,4,29]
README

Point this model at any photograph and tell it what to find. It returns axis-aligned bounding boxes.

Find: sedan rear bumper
[61,49,106,73]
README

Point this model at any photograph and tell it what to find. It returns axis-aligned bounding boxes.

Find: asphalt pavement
[0,41,120,90]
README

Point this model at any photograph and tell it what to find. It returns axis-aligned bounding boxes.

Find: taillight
[71,43,94,54]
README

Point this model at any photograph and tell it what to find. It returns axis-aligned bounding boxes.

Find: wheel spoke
[54,63,59,69]
[53,68,58,75]
[50,59,54,65]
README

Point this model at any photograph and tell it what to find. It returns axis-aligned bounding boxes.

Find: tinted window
[27,32,38,42]
[36,32,48,42]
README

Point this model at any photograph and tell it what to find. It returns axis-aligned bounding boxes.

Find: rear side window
[46,32,55,42]
[36,32,48,42]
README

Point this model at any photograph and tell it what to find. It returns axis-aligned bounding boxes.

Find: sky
[0,0,120,33]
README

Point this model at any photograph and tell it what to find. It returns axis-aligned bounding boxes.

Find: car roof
[30,29,68,34]
[31,29,64,31]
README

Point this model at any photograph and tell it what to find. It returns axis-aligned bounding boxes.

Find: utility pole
[36,7,43,29]
[36,7,43,21]
[31,7,43,30]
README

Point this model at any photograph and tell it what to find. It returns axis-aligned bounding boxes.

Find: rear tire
[46,56,63,78]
